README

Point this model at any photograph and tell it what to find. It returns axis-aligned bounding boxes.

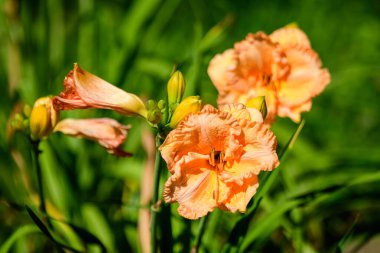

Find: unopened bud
[147,109,162,125]
[246,96,267,119]
[23,104,31,117]
[169,96,201,128]
[30,97,60,140]
[157,100,166,110]
[11,113,24,131]
[147,100,157,110]
[167,71,185,107]
[285,22,299,28]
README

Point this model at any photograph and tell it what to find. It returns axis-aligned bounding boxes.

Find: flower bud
[246,96,267,119]
[167,71,185,107]
[147,109,162,125]
[11,113,24,131]
[23,104,31,117]
[169,96,201,128]
[30,97,60,140]
[147,100,157,110]
[157,100,166,110]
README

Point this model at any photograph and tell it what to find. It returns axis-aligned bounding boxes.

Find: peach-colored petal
[270,27,311,49]
[219,103,264,123]
[163,153,230,220]
[220,121,278,184]
[53,64,147,118]
[277,47,330,107]
[159,105,243,172]
[219,103,251,121]
[234,33,290,85]
[54,118,132,157]
[220,176,259,213]
[163,154,216,219]
[277,100,312,123]
[235,33,276,79]
[207,49,236,92]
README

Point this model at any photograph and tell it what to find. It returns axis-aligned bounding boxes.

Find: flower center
[209,148,225,171]
[262,74,272,86]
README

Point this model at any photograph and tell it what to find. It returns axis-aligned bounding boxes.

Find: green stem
[160,166,173,253]
[150,135,164,253]
[191,215,209,253]
[30,139,46,214]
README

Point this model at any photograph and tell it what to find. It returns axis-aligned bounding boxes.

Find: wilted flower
[208,26,330,123]
[30,97,60,140]
[53,63,147,118]
[54,118,132,157]
[160,104,278,219]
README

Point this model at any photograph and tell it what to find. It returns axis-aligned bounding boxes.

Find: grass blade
[0,225,40,253]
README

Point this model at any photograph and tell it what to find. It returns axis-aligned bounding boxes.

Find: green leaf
[25,206,83,253]
[240,199,304,252]
[0,225,40,253]
[81,204,115,252]
[54,219,107,253]
[25,206,54,241]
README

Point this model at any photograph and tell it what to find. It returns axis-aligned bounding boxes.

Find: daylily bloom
[54,118,132,157]
[53,63,147,118]
[208,26,330,123]
[160,104,278,219]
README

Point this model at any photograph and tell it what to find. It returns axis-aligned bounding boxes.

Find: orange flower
[208,26,330,123]
[159,104,278,219]
[54,118,132,157]
[53,63,147,118]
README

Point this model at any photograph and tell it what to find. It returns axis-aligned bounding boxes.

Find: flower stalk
[30,139,46,214]
[150,135,164,253]
[191,215,209,253]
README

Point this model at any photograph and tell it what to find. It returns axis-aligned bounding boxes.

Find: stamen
[263,74,272,85]
[209,148,215,166]
[209,149,225,171]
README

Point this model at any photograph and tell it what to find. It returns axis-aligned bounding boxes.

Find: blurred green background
[1,0,380,252]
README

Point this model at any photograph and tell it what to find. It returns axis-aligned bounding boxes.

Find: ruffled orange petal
[54,118,132,156]
[234,33,276,80]
[220,121,278,184]
[163,154,217,219]
[219,103,263,123]
[163,153,230,220]
[278,100,312,123]
[270,27,311,49]
[235,33,290,84]
[207,49,237,93]
[276,47,330,108]
[219,176,259,212]
[53,64,147,118]
[160,105,243,172]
